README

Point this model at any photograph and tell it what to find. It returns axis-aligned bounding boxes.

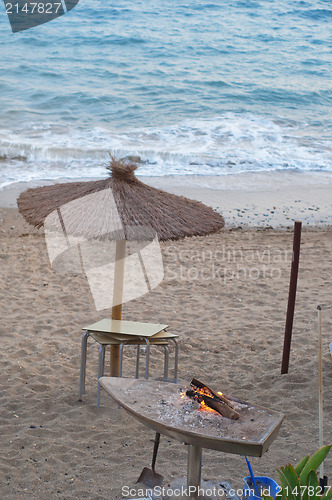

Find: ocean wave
[1,0,331,188]
[297,8,332,20]
[0,113,331,188]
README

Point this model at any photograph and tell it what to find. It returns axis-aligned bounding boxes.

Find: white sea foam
[0,114,331,188]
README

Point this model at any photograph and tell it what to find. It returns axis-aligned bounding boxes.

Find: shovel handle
[151,432,160,473]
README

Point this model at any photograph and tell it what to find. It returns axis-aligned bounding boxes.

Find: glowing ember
[180,388,188,399]
[185,378,240,420]
[181,385,219,414]
[187,384,220,414]
[198,400,219,415]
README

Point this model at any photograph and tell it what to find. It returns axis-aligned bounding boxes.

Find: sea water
[0,0,331,188]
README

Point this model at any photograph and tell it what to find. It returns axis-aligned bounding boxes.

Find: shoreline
[1,170,331,228]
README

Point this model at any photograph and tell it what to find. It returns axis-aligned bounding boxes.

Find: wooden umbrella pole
[110,240,126,376]
[281,221,302,374]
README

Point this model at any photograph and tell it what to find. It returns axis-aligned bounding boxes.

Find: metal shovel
[136,432,164,487]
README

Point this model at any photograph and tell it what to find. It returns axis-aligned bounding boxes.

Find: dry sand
[0,178,332,500]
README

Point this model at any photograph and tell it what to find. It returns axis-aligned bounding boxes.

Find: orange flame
[180,388,188,399]
[190,386,220,415]
[198,400,219,415]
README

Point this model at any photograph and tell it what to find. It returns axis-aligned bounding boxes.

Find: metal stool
[78,330,178,407]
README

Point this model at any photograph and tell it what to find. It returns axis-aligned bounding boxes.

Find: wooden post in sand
[110,240,126,376]
[317,306,324,479]
[281,221,302,374]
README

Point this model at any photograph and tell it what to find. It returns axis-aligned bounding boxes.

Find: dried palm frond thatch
[17,157,225,241]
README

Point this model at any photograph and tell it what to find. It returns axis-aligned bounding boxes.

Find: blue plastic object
[245,456,261,498]
[243,476,280,500]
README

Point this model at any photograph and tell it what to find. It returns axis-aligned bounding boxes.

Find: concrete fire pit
[99,378,285,499]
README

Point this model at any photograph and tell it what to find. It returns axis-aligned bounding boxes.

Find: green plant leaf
[275,484,285,500]
[277,465,301,500]
[300,445,331,484]
[294,456,309,475]
[321,487,332,500]
[302,470,319,500]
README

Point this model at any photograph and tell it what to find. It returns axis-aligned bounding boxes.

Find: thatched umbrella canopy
[18,157,224,375]
[18,157,224,241]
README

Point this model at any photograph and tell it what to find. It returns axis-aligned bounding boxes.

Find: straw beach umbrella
[18,157,225,375]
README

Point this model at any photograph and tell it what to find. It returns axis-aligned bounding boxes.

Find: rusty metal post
[281,221,302,374]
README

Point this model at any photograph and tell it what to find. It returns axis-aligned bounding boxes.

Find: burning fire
[184,378,240,420]
[198,400,219,415]
[180,388,187,399]
[190,385,221,414]
[181,386,219,414]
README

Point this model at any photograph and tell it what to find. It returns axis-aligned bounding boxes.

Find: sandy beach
[0,177,331,500]
[1,171,332,228]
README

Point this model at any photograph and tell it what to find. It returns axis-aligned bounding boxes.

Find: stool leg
[79,331,89,400]
[144,339,150,379]
[82,332,89,395]
[135,345,140,379]
[97,345,106,408]
[119,342,127,378]
[171,339,179,383]
[163,345,169,382]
